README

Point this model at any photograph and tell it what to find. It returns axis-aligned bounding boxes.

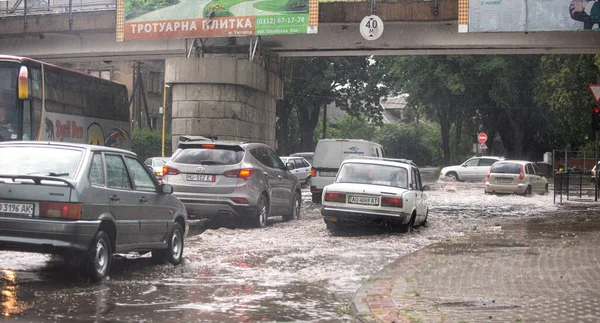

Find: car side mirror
[161,184,173,194]
[422,185,431,191]
[286,162,295,171]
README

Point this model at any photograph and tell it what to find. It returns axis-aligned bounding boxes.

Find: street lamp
[161,84,170,157]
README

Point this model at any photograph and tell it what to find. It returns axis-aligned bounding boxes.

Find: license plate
[348,195,379,205]
[0,201,34,215]
[319,171,337,177]
[186,174,215,182]
[497,178,513,184]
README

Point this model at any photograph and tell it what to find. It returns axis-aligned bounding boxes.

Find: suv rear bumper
[0,217,99,253]
[181,199,257,219]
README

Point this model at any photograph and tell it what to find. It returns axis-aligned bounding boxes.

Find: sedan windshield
[491,163,521,174]
[0,146,83,179]
[336,163,408,188]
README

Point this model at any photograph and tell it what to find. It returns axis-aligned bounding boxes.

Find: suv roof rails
[346,155,417,167]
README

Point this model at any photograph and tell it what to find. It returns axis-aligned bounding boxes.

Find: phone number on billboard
[257,17,306,25]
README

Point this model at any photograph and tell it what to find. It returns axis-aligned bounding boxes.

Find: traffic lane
[0,183,558,322]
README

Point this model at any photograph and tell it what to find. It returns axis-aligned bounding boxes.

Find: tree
[276,56,389,154]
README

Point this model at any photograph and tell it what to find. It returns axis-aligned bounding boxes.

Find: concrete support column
[165,57,281,151]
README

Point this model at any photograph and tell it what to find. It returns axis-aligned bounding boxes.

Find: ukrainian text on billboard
[117,0,319,41]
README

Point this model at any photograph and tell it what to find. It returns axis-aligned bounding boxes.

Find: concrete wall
[165,57,281,151]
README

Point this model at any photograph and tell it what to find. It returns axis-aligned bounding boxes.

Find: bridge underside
[0,7,599,61]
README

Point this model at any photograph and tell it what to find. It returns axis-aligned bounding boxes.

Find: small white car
[321,156,430,233]
[440,156,503,182]
[280,156,312,187]
[484,160,549,195]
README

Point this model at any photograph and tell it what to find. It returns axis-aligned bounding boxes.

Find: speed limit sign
[360,15,384,41]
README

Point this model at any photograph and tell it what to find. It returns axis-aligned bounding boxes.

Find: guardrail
[0,0,115,17]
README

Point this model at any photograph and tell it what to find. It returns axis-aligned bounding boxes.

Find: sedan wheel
[446,172,459,181]
[152,223,184,265]
[283,192,301,221]
[86,230,112,282]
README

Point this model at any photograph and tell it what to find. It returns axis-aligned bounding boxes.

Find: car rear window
[336,163,409,188]
[0,146,83,179]
[491,163,521,174]
[172,146,244,165]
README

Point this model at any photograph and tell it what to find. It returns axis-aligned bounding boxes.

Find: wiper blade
[27,172,70,177]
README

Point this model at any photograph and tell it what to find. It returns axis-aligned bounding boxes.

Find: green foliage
[375,123,439,167]
[277,56,390,153]
[329,116,377,141]
[125,0,180,20]
[131,128,172,162]
[285,0,308,12]
[203,0,245,17]
[253,0,287,12]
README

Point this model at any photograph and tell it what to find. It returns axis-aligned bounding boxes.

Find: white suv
[439,156,503,182]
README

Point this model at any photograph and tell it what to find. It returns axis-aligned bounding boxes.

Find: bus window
[0,61,19,141]
[29,66,42,140]
[22,100,32,140]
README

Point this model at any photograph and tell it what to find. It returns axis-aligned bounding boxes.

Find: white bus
[0,55,131,148]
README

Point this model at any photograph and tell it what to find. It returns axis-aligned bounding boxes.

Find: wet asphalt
[1,169,592,322]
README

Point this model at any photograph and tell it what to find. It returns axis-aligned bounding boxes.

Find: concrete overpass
[1,0,600,62]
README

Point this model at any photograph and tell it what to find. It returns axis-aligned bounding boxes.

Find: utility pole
[322,103,327,139]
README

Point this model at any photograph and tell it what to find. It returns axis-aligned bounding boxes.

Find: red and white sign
[590,84,600,103]
[478,133,488,143]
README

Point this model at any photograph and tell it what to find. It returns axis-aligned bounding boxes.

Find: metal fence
[552,149,599,203]
[0,0,115,17]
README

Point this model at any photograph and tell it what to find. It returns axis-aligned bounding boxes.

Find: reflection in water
[1,270,26,317]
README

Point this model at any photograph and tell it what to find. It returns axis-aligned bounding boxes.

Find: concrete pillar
[165,57,281,151]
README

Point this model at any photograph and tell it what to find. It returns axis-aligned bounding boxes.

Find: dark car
[0,141,188,281]
[162,136,302,228]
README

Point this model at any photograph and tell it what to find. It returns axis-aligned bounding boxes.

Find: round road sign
[478,133,488,143]
[360,15,384,41]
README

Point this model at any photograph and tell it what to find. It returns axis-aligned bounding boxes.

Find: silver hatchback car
[162,137,302,228]
[0,142,188,282]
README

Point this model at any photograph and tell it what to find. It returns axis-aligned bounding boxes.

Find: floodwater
[0,173,576,322]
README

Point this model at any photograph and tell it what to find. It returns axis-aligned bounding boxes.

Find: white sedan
[321,157,430,233]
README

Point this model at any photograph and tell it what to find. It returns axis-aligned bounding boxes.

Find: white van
[310,139,385,203]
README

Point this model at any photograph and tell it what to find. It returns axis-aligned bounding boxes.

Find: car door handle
[110,195,120,201]
[139,196,148,203]
[277,175,283,179]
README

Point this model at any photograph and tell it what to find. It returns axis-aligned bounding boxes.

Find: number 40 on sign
[360,15,384,41]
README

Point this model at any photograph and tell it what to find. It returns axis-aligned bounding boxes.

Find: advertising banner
[458,0,600,32]
[116,0,319,41]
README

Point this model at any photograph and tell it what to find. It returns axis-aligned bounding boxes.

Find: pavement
[351,202,600,323]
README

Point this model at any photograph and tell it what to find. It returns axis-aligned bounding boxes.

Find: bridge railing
[0,0,115,17]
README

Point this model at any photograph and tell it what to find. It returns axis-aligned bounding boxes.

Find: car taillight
[324,192,346,203]
[39,202,82,220]
[381,196,403,208]
[310,168,317,177]
[224,168,255,180]
[519,165,525,180]
[487,166,492,179]
[202,144,215,149]
[163,166,180,176]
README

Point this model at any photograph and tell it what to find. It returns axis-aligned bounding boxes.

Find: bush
[131,128,172,162]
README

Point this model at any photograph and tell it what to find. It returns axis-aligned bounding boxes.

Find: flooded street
[0,174,568,322]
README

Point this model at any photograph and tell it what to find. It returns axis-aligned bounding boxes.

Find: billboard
[458,0,600,32]
[116,0,319,41]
